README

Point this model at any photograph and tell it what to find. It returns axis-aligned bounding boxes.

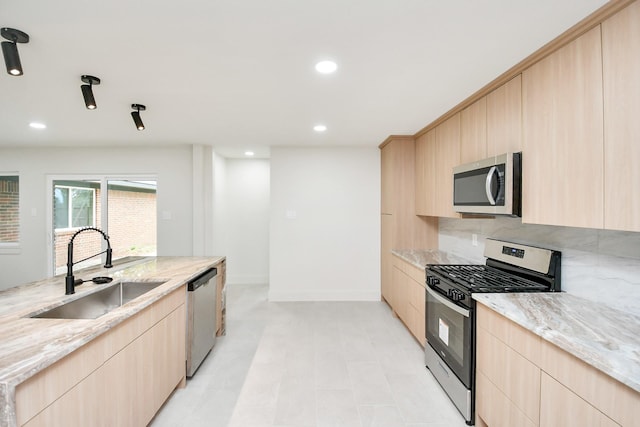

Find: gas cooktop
[426,239,562,298]
[427,264,550,293]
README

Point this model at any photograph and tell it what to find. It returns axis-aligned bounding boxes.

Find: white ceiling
[1,0,607,158]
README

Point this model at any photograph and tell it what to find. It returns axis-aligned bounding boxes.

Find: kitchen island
[0,256,224,427]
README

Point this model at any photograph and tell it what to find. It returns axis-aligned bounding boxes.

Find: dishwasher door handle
[188,267,217,291]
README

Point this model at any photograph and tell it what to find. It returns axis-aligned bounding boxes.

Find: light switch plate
[285,210,297,219]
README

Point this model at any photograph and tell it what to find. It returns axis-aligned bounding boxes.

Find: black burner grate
[428,264,549,292]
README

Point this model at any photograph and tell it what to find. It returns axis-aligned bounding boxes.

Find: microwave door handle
[485,166,498,205]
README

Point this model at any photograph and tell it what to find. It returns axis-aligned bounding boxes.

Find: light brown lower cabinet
[476,372,536,427]
[540,373,619,427]
[476,326,540,425]
[16,286,187,427]
[216,259,227,336]
[390,255,425,346]
[381,214,394,308]
[476,303,639,427]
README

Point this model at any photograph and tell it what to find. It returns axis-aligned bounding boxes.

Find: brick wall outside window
[107,188,157,259]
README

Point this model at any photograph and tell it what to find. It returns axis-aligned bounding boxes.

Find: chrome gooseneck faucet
[65,227,113,295]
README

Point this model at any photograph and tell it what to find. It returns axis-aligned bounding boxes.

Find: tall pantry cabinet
[380,137,437,306]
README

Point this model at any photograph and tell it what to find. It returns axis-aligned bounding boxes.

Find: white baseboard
[226,274,269,285]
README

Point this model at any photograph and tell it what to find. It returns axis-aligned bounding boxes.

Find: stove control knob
[427,276,440,286]
[450,290,465,302]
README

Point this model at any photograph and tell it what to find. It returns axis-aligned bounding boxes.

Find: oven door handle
[426,286,470,317]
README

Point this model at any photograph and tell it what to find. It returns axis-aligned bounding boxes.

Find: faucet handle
[104,248,113,268]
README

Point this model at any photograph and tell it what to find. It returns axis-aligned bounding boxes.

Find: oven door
[425,286,473,388]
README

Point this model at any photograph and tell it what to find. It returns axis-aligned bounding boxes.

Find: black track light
[1,28,29,76]
[131,104,146,130]
[81,75,100,109]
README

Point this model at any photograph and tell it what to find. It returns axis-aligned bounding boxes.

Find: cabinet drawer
[405,262,425,286]
[408,277,425,315]
[476,326,540,424]
[540,372,620,427]
[16,333,108,426]
[476,371,536,427]
[477,303,541,365]
[393,255,425,285]
[540,339,640,427]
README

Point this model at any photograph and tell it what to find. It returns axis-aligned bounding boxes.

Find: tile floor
[151,284,468,427]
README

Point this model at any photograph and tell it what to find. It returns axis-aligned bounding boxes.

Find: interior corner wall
[213,157,270,285]
[211,152,228,260]
[269,146,380,301]
[192,145,215,256]
[0,146,194,291]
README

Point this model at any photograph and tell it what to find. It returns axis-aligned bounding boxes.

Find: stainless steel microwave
[452,152,521,216]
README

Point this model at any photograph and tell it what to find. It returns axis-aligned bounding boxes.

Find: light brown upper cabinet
[460,76,521,164]
[460,97,487,164]
[522,26,604,229]
[434,113,461,218]
[415,129,436,216]
[380,137,417,217]
[602,1,640,232]
[487,75,522,156]
[414,115,460,218]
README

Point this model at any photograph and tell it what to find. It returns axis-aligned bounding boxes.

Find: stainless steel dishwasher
[186,267,217,377]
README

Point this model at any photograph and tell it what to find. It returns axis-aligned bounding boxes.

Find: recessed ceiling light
[313,124,327,132]
[315,60,337,74]
[29,122,46,129]
[245,151,255,156]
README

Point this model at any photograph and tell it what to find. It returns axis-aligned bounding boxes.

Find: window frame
[0,172,20,254]
[53,184,97,231]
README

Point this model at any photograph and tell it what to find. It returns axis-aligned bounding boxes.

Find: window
[0,174,19,245]
[49,177,157,275]
[53,185,96,230]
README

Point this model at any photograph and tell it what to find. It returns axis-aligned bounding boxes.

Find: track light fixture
[81,75,100,109]
[1,28,29,76]
[131,104,146,130]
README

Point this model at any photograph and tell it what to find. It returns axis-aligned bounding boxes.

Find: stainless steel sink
[31,281,166,319]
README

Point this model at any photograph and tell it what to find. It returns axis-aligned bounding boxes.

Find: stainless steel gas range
[424,239,561,425]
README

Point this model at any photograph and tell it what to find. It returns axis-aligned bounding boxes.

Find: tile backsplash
[439,217,640,316]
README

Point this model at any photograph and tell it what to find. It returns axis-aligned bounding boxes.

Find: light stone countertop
[473,292,640,393]
[0,256,225,427]
[391,249,472,270]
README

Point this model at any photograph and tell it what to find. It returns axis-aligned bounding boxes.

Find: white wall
[438,217,640,316]
[217,158,270,285]
[269,147,380,301]
[0,146,195,290]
